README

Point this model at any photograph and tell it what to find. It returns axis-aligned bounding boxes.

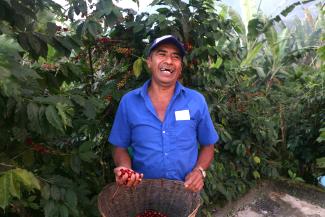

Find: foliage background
[0,0,324,216]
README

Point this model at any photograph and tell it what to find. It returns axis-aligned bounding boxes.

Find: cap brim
[149,37,185,57]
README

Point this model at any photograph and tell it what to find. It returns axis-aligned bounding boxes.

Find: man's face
[146,43,183,88]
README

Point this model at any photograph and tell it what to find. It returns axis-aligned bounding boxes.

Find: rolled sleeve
[197,98,219,145]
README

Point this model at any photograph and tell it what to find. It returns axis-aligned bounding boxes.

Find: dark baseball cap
[148,35,186,57]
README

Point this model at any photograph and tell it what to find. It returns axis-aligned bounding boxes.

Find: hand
[184,169,204,192]
[114,166,143,187]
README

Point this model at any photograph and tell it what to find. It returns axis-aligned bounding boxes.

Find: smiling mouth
[160,67,174,74]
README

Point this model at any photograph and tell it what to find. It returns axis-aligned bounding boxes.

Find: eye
[157,51,166,57]
[172,54,181,60]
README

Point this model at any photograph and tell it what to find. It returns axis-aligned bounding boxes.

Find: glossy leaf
[50,185,61,201]
[8,171,21,199]
[27,102,42,133]
[240,42,263,67]
[59,204,69,217]
[0,174,10,210]
[133,58,143,78]
[44,200,57,217]
[65,189,77,208]
[56,102,73,129]
[45,105,64,132]
[12,168,40,190]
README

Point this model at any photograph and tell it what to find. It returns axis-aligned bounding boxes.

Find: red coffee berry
[119,168,137,185]
[136,210,168,217]
[25,138,33,145]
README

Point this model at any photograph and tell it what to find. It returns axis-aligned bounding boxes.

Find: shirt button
[164,153,168,156]
[162,131,166,134]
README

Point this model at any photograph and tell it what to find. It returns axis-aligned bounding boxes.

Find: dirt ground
[211,180,325,217]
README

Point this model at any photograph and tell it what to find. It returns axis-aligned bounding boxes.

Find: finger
[130,173,139,187]
[117,173,127,185]
[191,182,204,192]
[133,173,142,186]
[185,172,202,190]
[126,173,136,187]
[184,172,196,188]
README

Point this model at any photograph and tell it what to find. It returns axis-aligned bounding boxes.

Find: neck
[148,80,176,98]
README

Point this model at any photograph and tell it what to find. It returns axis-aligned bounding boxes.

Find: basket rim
[98,179,202,217]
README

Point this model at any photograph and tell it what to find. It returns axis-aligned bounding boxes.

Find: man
[108,35,219,192]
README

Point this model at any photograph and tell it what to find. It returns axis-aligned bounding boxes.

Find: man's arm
[194,144,215,170]
[113,147,143,187]
[184,144,214,192]
[113,146,132,168]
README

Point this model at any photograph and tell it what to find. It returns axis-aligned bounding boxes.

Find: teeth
[160,68,172,73]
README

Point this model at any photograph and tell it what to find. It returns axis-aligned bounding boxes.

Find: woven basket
[98,179,202,217]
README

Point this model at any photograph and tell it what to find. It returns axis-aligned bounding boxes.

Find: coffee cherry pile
[119,168,136,185]
[135,210,168,217]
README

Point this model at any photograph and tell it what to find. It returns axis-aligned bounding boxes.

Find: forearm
[195,144,215,170]
[113,147,132,168]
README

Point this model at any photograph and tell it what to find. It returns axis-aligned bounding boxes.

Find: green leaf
[280,0,315,17]
[41,183,51,200]
[253,156,261,164]
[44,200,57,217]
[288,170,295,178]
[56,102,73,129]
[12,168,40,190]
[79,151,97,162]
[236,143,246,156]
[50,185,61,201]
[133,58,143,78]
[79,141,92,153]
[79,141,97,162]
[27,33,41,57]
[8,171,20,199]
[45,105,64,132]
[22,150,35,167]
[11,1,36,20]
[210,57,223,69]
[0,78,21,97]
[59,204,69,217]
[317,128,325,143]
[253,170,261,179]
[216,183,231,201]
[87,20,102,38]
[65,189,77,208]
[0,174,10,210]
[47,22,58,36]
[27,102,41,133]
[71,95,86,107]
[254,66,266,78]
[83,100,96,120]
[0,66,11,79]
[70,155,81,174]
[316,157,325,168]
[240,42,263,67]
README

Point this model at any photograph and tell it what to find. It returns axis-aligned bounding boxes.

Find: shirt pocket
[170,120,197,148]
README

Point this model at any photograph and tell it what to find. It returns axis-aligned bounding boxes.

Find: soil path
[212,180,325,217]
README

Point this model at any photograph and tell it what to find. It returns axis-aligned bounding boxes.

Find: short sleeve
[197,97,219,145]
[108,97,131,148]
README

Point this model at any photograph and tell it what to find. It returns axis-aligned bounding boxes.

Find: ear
[146,57,152,69]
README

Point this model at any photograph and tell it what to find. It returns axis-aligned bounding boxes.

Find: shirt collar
[138,80,185,98]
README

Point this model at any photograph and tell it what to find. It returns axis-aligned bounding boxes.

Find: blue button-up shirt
[108,80,219,181]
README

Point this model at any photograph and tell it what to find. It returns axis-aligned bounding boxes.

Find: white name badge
[175,110,190,121]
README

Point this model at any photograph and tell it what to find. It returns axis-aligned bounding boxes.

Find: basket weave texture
[98,179,202,217]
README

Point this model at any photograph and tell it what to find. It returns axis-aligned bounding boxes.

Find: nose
[164,55,173,64]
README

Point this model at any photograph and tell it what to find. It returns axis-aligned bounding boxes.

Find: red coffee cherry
[136,210,168,217]
[119,168,137,185]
